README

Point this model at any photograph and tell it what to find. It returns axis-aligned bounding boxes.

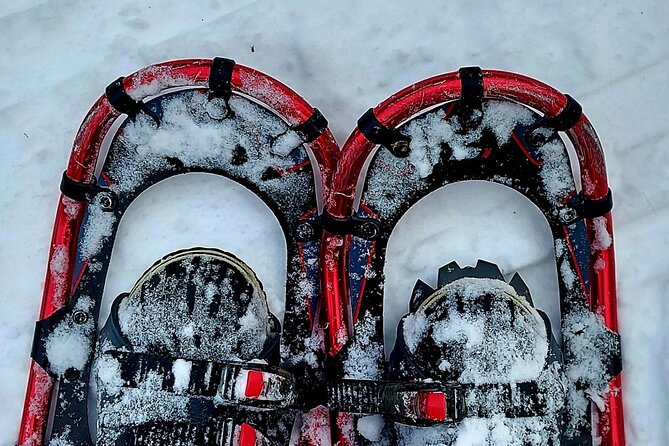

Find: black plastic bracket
[456,66,484,131]
[60,171,118,210]
[295,213,382,242]
[292,108,328,143]
[105,77,160,125]
[526,95,582,145]
[31,306,69,376]
[569,188,613,221]
[358,108,411,158]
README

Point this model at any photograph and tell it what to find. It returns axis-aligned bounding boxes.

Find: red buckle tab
[245,370,264,398]
[238,423,257,446]
[419,391,446,421]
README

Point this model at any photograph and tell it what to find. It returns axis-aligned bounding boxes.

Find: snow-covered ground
[0,0,667,444]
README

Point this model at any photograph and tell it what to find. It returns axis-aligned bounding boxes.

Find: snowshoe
[321,68,624,445]
[19,59,340,445]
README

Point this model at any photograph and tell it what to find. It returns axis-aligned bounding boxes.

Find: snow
[171,359,192,393]
[400,277,549,384]
[357,415,385,442]
[0,1,668,445]
[43,296,95,375]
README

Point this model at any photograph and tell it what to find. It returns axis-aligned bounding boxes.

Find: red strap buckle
[244,370,264,399]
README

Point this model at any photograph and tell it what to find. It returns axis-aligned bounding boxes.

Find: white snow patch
[78,202,116,259]
[343,313,383,379]
[171,359,192,393]
[44,296,94,375]
[591,216,612,251]
[357,415,385,442]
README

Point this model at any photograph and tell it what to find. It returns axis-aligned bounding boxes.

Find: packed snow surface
[1,1,668,445]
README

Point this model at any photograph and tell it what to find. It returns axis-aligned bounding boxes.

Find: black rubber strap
[292,108,328,142]
[105,77,160,125]
[570,188,613,219]
[358,108,411,157]
[526,95,582,146]
[105,77,142,118]
[209,57,235,100]
[327,379,386,414]
[456,66,484,130]
[60,171,116,207]
[543,95,582,131]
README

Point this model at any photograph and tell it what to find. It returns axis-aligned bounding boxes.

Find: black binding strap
[106,77,160,125]
[526,95,582,145]
[292,108,328,143]
[570,188,613,220]
[542,95,582,131]
[209,57,235,100]
[358,108,411,158]
[456,66,484,130]
[60,171,117,209]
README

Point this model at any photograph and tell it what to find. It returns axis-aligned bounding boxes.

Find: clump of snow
[343,312,383,379]
[560,258,577,290]
[44,296,94,375]
[61,196,81,219]
[536,139,573,202]
[562,306,619,436]
[591,216,612,251]
[402,277,548,384]
[363,99,576,222]
[357,415,385,442]
[95,353,124,394]
[110,91,299,194]
[49,245,69,297]
[78,200,117,259]
[171,359,192,393]
[271,130,304,156]
[401,100,535,178]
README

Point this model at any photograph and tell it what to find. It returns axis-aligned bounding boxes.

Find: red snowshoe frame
[19,60,624,446]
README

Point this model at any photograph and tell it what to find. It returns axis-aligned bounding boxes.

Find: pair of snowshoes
[19,59,623,446]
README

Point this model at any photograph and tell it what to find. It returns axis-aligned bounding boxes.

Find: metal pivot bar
[296,212,382,242]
